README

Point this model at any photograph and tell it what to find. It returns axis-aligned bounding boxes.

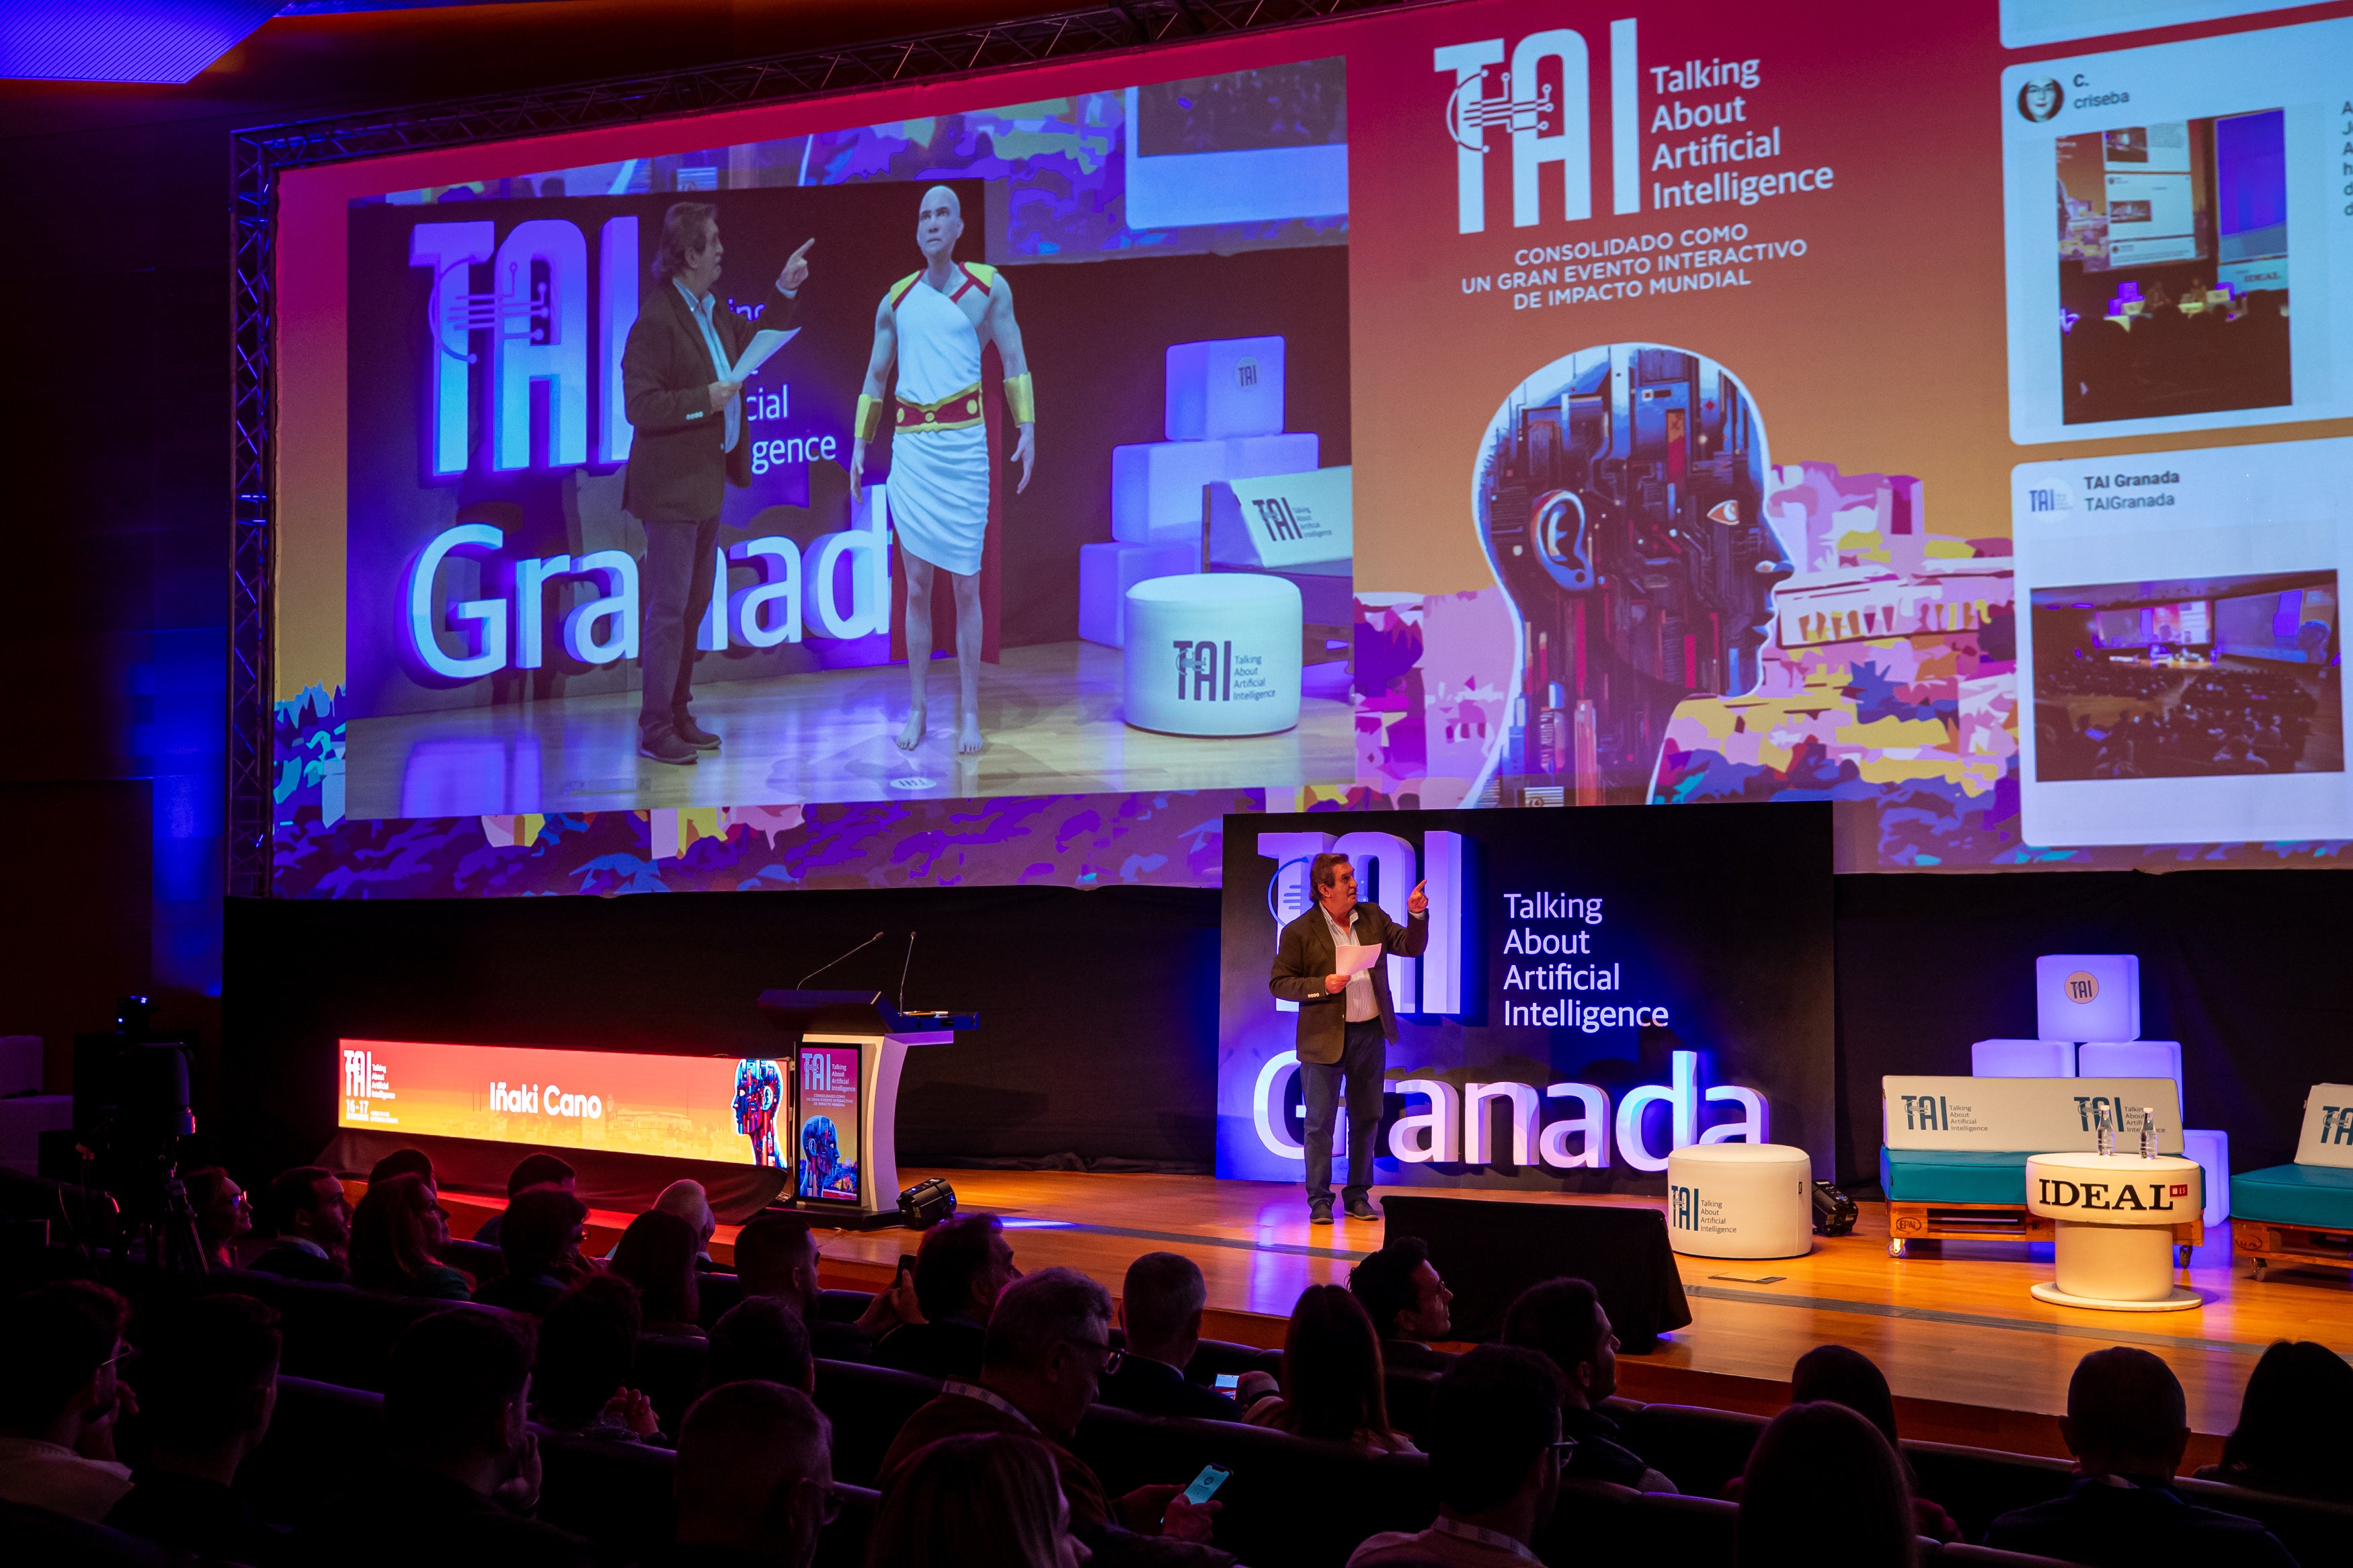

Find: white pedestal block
[2182,1127,2230,1227]
[1111,433,1321,543]
[2024,1151,2202,1311]
[2036,954,2140,1042]
[1972,1039,2077,1078]
[1122,574,1302,737]
[1665,1143,1814,1260]
[2077,1041,2184,1114]
[1078,541,1200,647]
[1165,335,1286,440]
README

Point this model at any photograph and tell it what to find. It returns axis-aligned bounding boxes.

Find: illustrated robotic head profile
[1474,344,1790,803]
[801,1115,842,1182]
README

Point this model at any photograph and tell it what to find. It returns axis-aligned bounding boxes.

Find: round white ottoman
[1122,573,1302,737]
[2024,1152,2202,1311]
[1665,1143,1814,1259]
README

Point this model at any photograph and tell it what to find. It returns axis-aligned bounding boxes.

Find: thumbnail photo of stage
[2055,110,2288,426]
[2030,569,2341,783]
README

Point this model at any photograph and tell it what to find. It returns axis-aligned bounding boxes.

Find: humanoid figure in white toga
[849,185,1037,756]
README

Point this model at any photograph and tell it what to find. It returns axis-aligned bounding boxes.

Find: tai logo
[2026,485,2070,513]
[1670,1182,1702,1230]
[1173,639,1232,702]
[1433,19,1640,234]
[2066,971,2100,1003]
[2323,1105,2353,1146]
[342,1048,391,1101]
[1899,1094,1950,1132]
[1251,495,1307,542]
[1235,358,1259,389]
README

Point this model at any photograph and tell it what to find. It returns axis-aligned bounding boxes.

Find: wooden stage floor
[775,1170,2352,1467]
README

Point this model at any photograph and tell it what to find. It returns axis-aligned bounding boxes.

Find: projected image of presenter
[849,185,1036,757]
[621,202,815,767]
[1269,852,1430,1225]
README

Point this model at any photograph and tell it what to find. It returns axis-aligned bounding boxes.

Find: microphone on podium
[798,930,885,988]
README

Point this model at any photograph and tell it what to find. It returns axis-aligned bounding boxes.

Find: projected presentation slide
[2003,17,2348,443]
[2013,438,2353,847]
[263,0,2353,896]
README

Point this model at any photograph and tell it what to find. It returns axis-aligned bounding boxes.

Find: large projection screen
[265,0,2353,897]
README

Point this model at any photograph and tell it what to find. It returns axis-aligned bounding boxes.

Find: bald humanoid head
[917,185,963,263]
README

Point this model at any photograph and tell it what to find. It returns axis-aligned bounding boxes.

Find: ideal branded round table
[2023,1151,2203,1311]
[1664,1143,1814,1260]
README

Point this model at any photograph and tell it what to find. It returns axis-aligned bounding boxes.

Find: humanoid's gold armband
[854,394,885,442]
[1004,372,1036,425]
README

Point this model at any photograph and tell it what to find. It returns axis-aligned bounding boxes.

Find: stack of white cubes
[1969,954,2228,1225]
[1079,335,1320,647]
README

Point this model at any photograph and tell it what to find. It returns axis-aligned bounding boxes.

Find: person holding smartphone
[1096,1253,1244,1421]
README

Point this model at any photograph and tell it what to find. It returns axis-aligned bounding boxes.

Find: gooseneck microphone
[798,931,885,988]
[898,932,919,1014]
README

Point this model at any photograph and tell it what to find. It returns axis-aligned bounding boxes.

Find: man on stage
[622,202,813,766]
[1269,854,1431,1225]
[849,185,1036,757]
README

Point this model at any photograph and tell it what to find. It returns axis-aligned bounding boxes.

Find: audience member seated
[1736,1401,1919,1568]
[105,1294,290,1565]
[1245,1284,1418,1453]
[350,1172,473,1300]
[733,1210,913,1362]
[303,1308,592,1568]
[706,1297,814,1395]
[653,1180,717,1267]
[612,1209,705,1337]
[1985,1347,2297,1568]
[249,1165,353,1283]
[869,1433,1090,1568]
[1349,1237,1458,1374]
[1349,1346,1562,1567]
[1719,1345,1956,1542]
[476,1187,592,1313]
[475,1153,578,1248]
[875,1212,1021,1380]
[184,1165,253,1270]
[0,1281,134,1522]
[879,1268,1218,1546]
[530,1274,660,1444]
[1096,1251,1242,1421]
[1501,1276,1674,1493]
[2194,1339,2353,1503]
[657,1380,834,1568]
[369,1147,437,1194]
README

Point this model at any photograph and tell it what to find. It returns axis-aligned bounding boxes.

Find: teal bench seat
[2231,1163,2353,1231]
[1880,1148,2032,1206]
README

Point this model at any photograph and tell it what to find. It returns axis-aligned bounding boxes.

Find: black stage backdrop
[221,885,1221,1184]
[225,866,2352,1193]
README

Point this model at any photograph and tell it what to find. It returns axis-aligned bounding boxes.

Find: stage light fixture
[898,1177,957,1229]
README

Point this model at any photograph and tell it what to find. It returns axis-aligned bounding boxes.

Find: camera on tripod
[48,995,209,1270]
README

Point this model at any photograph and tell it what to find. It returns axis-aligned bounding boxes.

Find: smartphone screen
[1183,1464,1230,1505]
[898,1253,918,1278]
[1211,1372,1241,1391]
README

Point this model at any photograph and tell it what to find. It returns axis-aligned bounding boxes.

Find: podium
[756,990,976,1229]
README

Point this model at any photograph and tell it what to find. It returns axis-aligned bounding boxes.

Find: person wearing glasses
[1347,1346,1568,1567]
[0,1281,136,1522]
[878,1268,1219,1547]
[664,1380,840,1568]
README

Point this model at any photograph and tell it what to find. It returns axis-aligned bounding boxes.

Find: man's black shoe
[1343,1194,1382,1221]
[676,716,721,750]
[639,733,698,766]
[1309,1198,1334,1227]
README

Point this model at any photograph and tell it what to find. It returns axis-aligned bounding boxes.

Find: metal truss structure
[226,0,1420,897]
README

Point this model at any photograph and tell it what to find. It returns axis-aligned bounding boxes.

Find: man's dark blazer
[246,1242,348,1284]
[1268,899,1429,1065]
[1096,1355,1243,1421]
[621,278,803,524]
